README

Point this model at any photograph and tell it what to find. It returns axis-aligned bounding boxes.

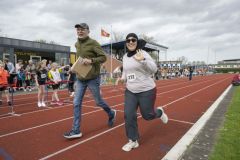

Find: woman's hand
[134,49,145,61]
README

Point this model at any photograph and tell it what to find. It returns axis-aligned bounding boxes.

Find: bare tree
[139,33,156,43]
[112,32,124,42]
[35,39,47,43]
[149,52,159,62]
[49,40,59,45]
[176,56,188,64]
[0,29,8,37]
[35,39,58,44]
[192,61,196,66]
[200,61,206,65]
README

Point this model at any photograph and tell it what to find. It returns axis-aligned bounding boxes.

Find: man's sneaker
[63,130,82,139]
[108,109,116,127]
[157,107,168,124]
[122,140,139,152]
[38,102,42,108]
[41,102,46,107]
[70,92,75,97]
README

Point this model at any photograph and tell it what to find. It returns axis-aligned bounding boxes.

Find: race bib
[41,74,47,79]
[127,73,136,82]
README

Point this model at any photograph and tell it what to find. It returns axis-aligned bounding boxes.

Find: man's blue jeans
[72,76,112,133]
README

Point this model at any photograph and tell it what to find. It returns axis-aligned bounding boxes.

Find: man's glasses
[126,38,137,43]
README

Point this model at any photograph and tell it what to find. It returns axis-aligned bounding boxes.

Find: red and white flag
[101,28,110,37]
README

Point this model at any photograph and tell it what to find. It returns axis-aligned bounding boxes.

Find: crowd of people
[0,58,75,107]
[155,67,208,80]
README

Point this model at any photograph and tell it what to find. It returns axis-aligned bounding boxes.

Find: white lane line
[1,84,126,101]
[95,109,193,125]
[0,77,229,135]
[39,77,231,160]
[162,77,230,107]
[0,76,222,119]
[162,84,232,160]
[0,103,124,138]
[37,119,191,160]
[112,109,194,125]
[0,79,180,108]
[39,115,142,160]
[0,93,124,120]
[157,77,225,96]
[39,123,125,160]
[0,76,216,108]
[1,75,223,102]
[169,119,194,125]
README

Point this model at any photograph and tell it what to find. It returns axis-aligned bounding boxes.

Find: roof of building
[222,59,240,61]
[101,39,168,52]
[0,37,70,53]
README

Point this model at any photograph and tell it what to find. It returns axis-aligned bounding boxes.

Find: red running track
[0,74,233,160]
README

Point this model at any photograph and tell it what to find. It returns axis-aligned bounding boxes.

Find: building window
[55,53,69,65]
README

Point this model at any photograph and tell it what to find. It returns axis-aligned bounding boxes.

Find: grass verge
[209,86,240,160]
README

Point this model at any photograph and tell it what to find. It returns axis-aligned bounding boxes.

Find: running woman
[35,60,48,107]
[117,33,168,152]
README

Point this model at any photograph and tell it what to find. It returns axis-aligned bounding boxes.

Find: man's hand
[82,58,92,65]
[134,49,145,61]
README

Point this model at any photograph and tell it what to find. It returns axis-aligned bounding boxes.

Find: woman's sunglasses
[126,38,137,43]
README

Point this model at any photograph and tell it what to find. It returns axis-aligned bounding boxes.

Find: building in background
[0,37,70,65]
[213,59,240,73]
[158,60,182,69]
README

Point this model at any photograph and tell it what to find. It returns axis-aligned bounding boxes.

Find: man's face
[76,27,89,39]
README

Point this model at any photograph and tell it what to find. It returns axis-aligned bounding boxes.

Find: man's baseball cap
[75,23,89,29]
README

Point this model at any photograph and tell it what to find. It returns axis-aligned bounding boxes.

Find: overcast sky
[0,0,239,64]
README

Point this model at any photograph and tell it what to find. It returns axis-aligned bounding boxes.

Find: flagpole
[100,27,103,46]
[110,25,113,78]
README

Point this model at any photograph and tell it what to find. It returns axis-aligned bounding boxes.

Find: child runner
[0,61,11,106]
[35,60,48,107]
[48,63,63,106]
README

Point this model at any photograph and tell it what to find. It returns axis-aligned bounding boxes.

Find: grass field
[209,86,240,160]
